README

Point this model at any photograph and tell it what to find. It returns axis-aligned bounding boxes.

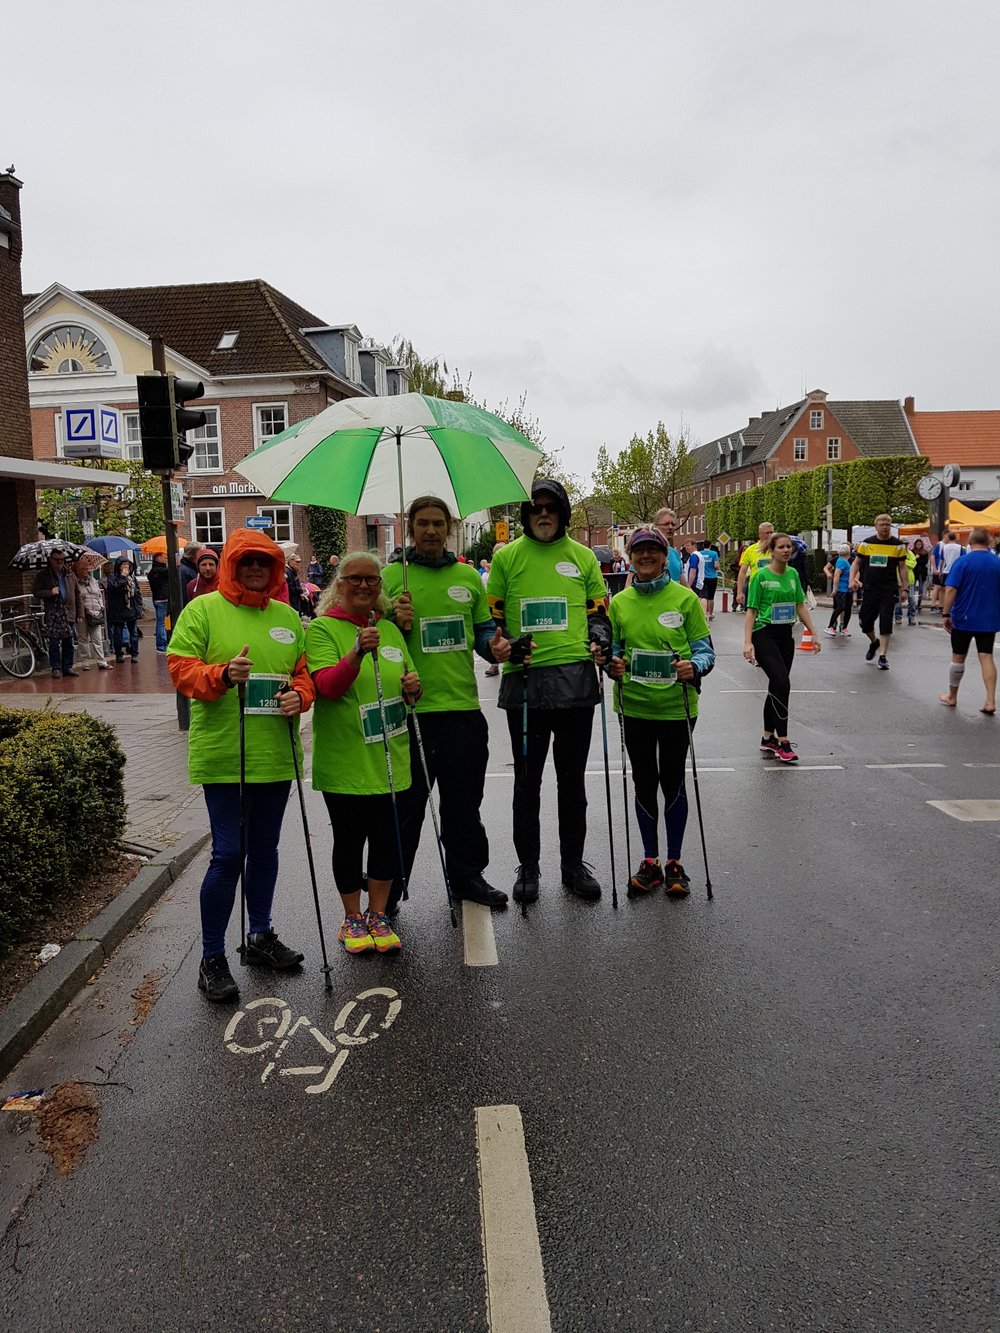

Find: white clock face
[942,463,961,488]
[918,475,943,501]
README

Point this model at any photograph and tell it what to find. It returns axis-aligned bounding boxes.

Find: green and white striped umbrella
[234,392,544,519]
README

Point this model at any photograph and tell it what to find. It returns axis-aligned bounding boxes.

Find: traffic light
[136,373,207,472]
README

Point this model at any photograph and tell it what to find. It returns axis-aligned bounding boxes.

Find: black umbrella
[9,538,90,570]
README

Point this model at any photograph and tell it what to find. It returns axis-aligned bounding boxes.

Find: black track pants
[505,705,595,868]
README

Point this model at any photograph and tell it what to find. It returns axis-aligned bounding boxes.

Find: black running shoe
[513,864,540,904]
[454,874,509,911]
[664,859,691,896]
[865,640,879,662]
[628,858,663,896]
[561,861,602,901]
[241,929,304,970]
[198,954,239,1002]
[877,656,890,671]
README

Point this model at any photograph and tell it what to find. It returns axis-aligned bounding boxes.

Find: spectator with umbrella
[72,552,109,670]
[33,544,84,677]
[105,557,144,665]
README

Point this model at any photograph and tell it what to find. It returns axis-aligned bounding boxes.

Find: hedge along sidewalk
[0,694,210,1080]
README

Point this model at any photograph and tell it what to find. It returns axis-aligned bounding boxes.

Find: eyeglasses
[342,574,382,588]
[529,503,560,516]
[237,555,272,568]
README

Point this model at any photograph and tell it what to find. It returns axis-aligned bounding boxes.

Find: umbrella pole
[395,429,407,594]
[237,683,248,963]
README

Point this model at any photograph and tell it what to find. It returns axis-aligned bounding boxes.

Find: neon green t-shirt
[609,581,709,720]
[487,535,607,672]
[382,560,486,713]
[740,542,770,573]
[167,591,306,784]
[747,566,805,631]
[306,614,413,796]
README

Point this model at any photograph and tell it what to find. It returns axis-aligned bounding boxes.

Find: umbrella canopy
[74,550,108,574]
[10,538,90,570]
[141,534,188,555]
[85,535,143,559]
[233,392,543,520]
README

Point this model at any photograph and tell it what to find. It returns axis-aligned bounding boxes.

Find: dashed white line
[865,763,947,769]
[765,764,845,771]
[927,799,1000,822]
[462,902,498,967]
[963,763,1000,768]
[476,1105,551,1333]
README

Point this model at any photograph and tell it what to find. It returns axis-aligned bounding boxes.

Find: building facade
[904,397,1000,503]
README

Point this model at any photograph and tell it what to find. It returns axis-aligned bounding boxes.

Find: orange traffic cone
[798,626,817,653]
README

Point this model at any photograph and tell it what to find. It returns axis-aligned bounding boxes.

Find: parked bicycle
[0,595,48,678]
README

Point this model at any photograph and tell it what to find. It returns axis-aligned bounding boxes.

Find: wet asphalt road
[1,614,997,1332]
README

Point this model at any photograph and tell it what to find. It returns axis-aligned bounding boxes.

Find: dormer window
[216,330,239,350]
[345,338,360,383]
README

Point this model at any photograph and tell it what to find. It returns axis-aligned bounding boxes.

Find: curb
[0,828,211,1081]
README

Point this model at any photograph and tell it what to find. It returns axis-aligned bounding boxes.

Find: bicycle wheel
[0,628,35,677]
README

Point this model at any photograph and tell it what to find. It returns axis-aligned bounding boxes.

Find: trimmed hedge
[0,708,126,956]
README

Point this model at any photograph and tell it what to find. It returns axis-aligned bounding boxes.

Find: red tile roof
[26,280,330,377]
[907,411,1000,467]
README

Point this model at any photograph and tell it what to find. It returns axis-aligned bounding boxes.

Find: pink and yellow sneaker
[366,910,402,954]
[338,913,374,955]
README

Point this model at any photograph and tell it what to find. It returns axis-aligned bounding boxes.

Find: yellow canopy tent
[900,498,1000,536]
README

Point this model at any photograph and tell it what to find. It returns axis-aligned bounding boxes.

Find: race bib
[771,602,796,624]
[420,615,466,653]
[629,649,677,685]
[520,597,568,632]
[359,697,407,744]
[243,672,289,715]
[869,553,888,567]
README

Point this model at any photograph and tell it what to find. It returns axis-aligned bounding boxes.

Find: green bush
[0,708,126,956]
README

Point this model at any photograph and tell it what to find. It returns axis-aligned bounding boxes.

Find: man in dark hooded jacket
[487,479,613,903]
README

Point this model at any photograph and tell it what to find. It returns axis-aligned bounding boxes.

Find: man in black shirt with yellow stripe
[849,513,909,670]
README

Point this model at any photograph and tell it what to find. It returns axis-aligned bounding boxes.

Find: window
[254,403,287,448]
[192,508,226,547]
[216,330,239,351]
[827,437,841,461]
[700,486,706,504]
[187,408,222,471]
[256,505,292,543]
[123,411,142,461]
[793,438,807,462]
[29,324,113,374]
[810,409,823,429]
[345,339,360,383]
[724,484,730,495]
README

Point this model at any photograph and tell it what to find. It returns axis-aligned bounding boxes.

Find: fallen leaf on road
[36,1081,99,1175]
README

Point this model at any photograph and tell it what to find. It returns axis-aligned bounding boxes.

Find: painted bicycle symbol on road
[223,987,402,1095]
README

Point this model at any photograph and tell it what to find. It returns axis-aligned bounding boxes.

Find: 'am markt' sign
[62,404,121,459]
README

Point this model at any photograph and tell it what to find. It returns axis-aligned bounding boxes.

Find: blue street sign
[245,515,273,529]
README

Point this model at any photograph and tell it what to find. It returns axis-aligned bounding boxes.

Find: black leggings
[753,625,795,736]
[322,791,404,897]
[623,716,691,861]
[828,590,852,630]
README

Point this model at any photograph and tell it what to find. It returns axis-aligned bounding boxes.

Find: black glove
[509,634,533,666]
[588,615,612,655]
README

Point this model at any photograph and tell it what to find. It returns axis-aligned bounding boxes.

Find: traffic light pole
[152,336,190,732]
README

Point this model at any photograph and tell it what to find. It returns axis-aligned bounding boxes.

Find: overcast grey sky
[10,0,1000,481]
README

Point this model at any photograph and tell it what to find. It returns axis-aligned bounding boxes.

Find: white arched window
[29,324,113,374]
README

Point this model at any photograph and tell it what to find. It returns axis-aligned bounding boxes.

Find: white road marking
[927,799,1000,822]
[865,763,947,769]
[963,763,1000,768]
[463,901,499,967]
[765,764,844,771]
[718,689,837,694]
[476,1105,551,1333]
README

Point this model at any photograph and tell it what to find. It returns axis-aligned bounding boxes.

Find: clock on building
[917,475,943,501]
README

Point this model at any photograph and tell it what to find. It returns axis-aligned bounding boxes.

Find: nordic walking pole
[409,710,458,928]
[369,613,409,904]
[596,664,619,911]
[680,677,713,900]
[521,658,529,919]
[279,686,333,990]
[616,677,632,894]
[237,679,248,963]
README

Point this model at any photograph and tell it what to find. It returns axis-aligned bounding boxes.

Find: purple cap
[627,528,669,554]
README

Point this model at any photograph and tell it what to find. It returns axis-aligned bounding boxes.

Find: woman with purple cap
[608,527,714,897]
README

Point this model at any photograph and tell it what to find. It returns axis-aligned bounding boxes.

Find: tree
[843,455,929,526]
[590,422,695,525]
[382,336,456,398]
[37,460,166,544]
[306,505,348,582]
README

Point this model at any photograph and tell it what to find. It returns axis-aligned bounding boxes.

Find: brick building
[1,174,129,597]
[674,389,919,540]
[23,280,412,557]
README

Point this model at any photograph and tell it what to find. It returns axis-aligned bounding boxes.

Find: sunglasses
[529,503,560,516]
[238,555,272,568]
[342,574,382,588]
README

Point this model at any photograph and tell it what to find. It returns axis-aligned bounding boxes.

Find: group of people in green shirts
[168,481,727,1003]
